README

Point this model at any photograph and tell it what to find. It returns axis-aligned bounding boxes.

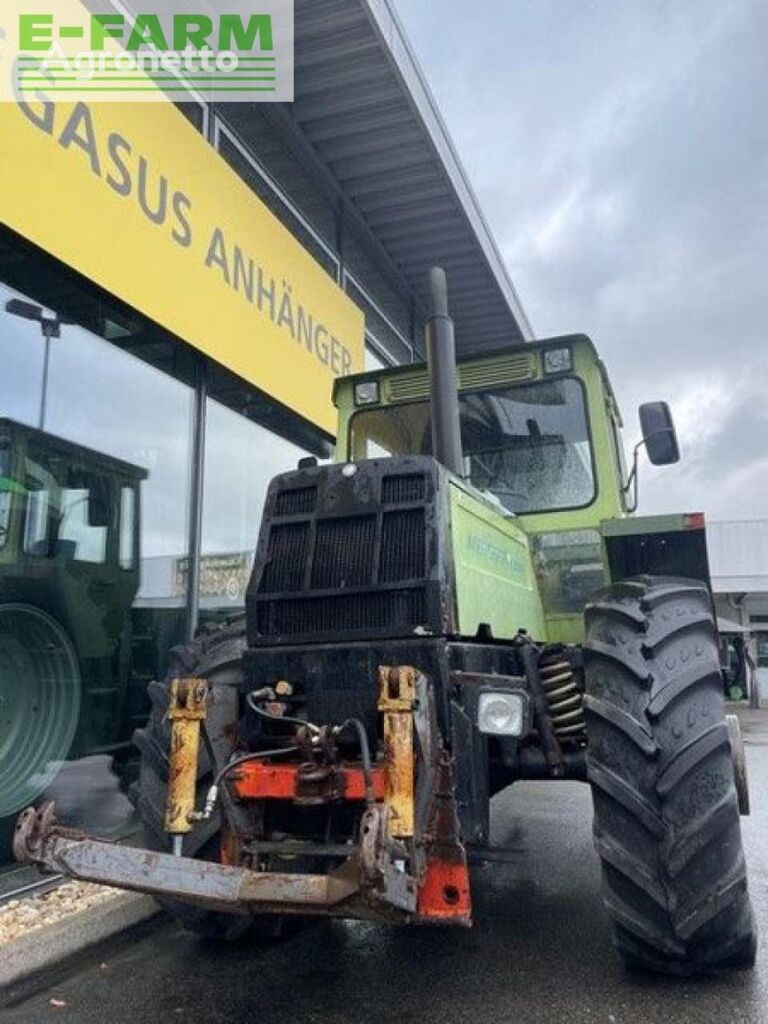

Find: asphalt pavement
[3,719,767,1024]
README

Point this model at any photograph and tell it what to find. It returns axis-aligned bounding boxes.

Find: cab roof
[0,418,148,480]
[333,333,619,409]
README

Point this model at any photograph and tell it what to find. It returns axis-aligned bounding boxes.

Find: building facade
[709,520,768,708]
[0,1,532,855]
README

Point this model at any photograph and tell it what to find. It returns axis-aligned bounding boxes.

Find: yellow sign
[0,95,364,433]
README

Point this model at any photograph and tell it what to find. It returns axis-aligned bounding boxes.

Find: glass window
[532,530,606,614]
[0,442,12,549]
[0,284,47,427]
[59,485,108,564]
[0,247,194,858]
[756,634,768,669]
[350,378,596,515]
[365,345,386,371]
[23,457,53,555]
[197,398,313,620]
[119,486,137,571]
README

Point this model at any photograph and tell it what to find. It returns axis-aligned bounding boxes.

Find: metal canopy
[221,0,533,355]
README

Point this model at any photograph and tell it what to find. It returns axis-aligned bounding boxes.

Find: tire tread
[584,575,756,975]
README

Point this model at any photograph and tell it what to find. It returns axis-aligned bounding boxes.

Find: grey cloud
[395,0,768,517]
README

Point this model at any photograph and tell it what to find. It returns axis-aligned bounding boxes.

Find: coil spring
[539,652,586,740]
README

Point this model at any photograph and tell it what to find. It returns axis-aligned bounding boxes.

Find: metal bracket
[165,678,209,836]
[13,802,420,922]
[378,666,416,839]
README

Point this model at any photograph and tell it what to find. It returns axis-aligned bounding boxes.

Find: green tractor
[16,270,755,976]
[0,418,146,842]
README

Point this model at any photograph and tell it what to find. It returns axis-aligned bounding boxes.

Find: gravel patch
[0,882,120,945]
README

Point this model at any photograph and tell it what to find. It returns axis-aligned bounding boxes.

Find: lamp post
[4,298,64,431]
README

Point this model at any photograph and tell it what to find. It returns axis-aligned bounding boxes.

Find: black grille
[275,486,317,516]
[259,523,309,592]
[257,590,426,636]
[382,474,426,504]
[380,509,425,582]
[311,517,376,590]
[247,458,449,645]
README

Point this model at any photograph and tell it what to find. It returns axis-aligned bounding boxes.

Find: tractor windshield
[350,377,595,515]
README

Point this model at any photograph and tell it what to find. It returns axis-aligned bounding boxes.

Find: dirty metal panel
[48,840,359,908]
[164,678,209,836]
[231,761,387,802]
[378,666,416,838]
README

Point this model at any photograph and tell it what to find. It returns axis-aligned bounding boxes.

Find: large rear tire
[0,603,81,817]
[584,576,757,975]
[130,619,268,941]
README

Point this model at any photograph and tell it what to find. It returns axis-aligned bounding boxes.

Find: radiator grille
[382,474,426,504]
[257,590,426,637]
[259,523,309,592]
[275,486,317,516]
[458,353,536,389]
[386,371,430,402]
[249,460,445,644]
[385,352,537,402]
[380,509,425,582]
[310,516,376,590]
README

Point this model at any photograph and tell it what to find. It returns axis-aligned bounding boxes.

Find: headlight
[477,691,526,736]
[543,346,572,374]
[354,381,380,406]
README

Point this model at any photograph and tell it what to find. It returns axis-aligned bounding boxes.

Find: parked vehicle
[16,270,755,976]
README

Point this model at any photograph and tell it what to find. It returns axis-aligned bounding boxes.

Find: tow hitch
[14,667,471,926]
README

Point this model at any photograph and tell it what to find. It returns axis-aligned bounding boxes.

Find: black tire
[131,618,273,941]
[583,576,757,976]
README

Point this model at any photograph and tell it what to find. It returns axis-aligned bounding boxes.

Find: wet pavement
[3,722,767,1024]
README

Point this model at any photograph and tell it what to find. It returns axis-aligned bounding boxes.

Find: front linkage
[15,666,471,927]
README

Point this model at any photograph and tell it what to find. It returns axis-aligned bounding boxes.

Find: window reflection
[0,248,328,862]
[0,275,193,856]
[119,486,137,571]
[365,344,386,371]
[199,398,310,618]
[0,442,11,549]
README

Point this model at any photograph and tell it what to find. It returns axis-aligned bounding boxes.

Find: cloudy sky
[394,0,767,520]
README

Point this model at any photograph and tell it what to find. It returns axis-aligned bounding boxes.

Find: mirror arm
[622,438,647,514]
[622,426,676,514]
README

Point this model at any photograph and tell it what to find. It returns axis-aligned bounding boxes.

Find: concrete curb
[0,892,160,991]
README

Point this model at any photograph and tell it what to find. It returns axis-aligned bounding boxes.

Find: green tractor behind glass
[16,270,756,977]
[0,418,146,847]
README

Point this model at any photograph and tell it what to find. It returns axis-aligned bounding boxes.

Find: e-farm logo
[1,1,294,102]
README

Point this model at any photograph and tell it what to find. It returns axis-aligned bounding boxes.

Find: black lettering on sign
[106,132,132,197]
[17,97,196,248]
[172,192,192,248]
[296,305,313,352]
[137,155,167,225]
[257,266,276,321]
[18,96,54,134]
[205,226,230,284]
[233,246,254,301]
[314,324,329,365]
[277,284,295,338]
[58,102,100,177]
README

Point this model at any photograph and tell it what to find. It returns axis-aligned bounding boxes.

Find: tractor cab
[0,418,147,822]
[334,334,628,528]
[332,334,695,645]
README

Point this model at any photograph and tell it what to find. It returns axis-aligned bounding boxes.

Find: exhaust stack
[425,267,464,477]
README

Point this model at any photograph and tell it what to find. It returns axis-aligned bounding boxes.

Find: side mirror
[638,401,680,466]
[87,479,111,528]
